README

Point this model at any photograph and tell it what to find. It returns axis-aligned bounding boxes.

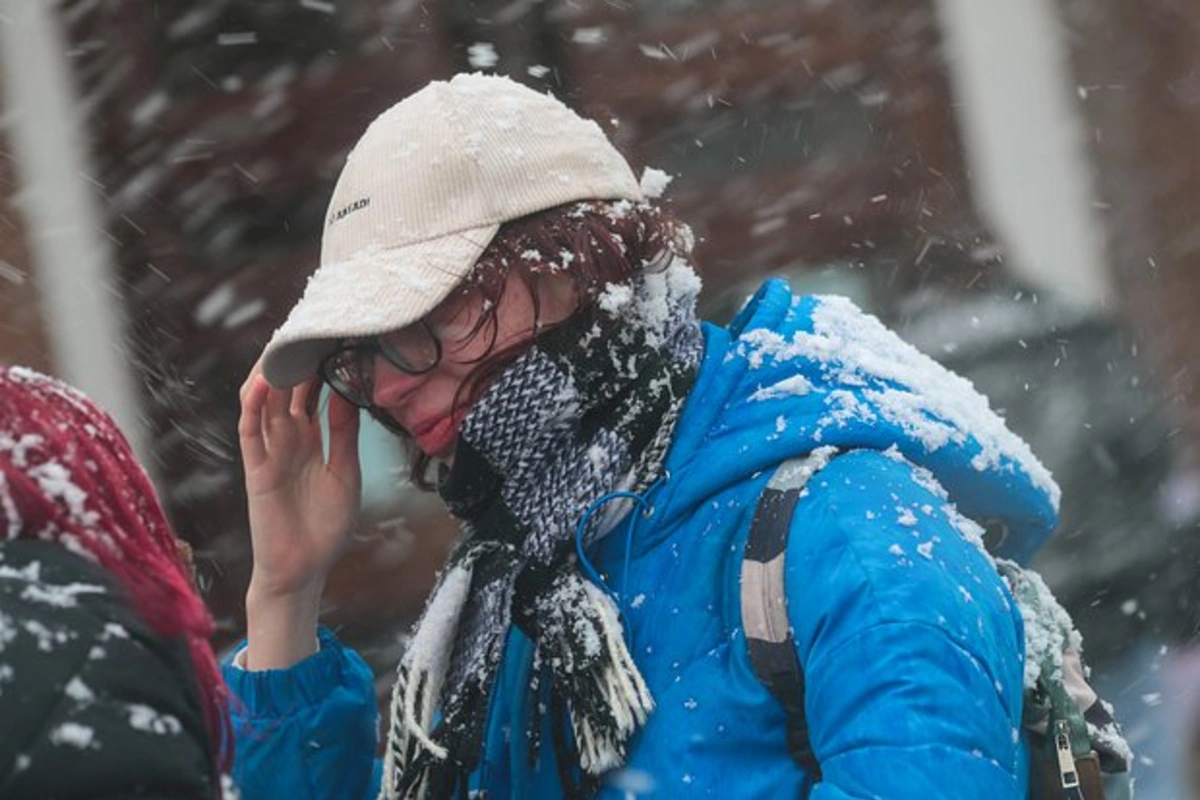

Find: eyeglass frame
[316,319,443,410]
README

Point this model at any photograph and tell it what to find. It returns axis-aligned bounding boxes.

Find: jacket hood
[656,279,1059,564]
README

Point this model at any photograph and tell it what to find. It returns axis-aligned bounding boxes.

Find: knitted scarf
[381,260,705,799]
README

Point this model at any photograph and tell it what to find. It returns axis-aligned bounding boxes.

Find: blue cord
[574,490,647,603]
[573,472,671,611]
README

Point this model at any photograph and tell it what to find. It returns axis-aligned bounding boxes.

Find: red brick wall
[1059,0,1200,462]
[0,85,53,374]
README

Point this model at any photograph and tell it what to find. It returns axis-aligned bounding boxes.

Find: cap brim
[262,222,500,387]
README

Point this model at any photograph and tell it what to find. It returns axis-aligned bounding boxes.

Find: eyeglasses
[318,320,442,409]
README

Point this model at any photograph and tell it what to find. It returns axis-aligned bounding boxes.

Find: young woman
[0,366,230,799]
[228,74,1059,799]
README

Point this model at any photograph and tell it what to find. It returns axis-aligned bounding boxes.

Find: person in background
[227,74,1058,799]
[0,365,231,800]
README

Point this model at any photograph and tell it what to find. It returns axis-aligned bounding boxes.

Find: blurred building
[1,2,1198,786]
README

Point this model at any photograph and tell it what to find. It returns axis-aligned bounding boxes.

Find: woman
[228,74,1059,799]
[0,366,231,799]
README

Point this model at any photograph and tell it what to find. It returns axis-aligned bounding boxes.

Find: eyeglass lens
[378,324,440,373]
[323,348,373,407]
[321,322,441,408]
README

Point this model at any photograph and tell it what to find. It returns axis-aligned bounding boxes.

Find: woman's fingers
[239,376,270,469]
[287,378,323,447]
[261,380,294,455]
[288,378,317,418]
[263,381,291,422]
[240,363,334,477]
[239,354,266,404]
[326,391,361,476]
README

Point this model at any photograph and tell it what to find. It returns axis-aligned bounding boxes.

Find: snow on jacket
[225,280,1059,799]
[0,539,218,800]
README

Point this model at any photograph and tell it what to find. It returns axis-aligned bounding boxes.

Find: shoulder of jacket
[776,450,1012,638]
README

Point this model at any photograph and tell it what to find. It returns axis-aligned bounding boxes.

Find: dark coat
[0,539,216,800]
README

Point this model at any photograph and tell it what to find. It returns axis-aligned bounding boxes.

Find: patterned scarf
[381,260,705,799]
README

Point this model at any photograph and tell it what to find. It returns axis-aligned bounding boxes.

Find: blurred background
[0,0,1197,795]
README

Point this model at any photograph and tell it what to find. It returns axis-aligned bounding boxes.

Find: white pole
[933,0,1113,309]
[0,0,150,460]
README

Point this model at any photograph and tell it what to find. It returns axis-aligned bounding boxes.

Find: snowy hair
[399,198,696,487]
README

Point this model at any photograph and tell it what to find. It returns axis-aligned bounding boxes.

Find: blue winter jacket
[225,281,1060,799]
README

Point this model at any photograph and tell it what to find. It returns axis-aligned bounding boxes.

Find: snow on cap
[262,72,646,387]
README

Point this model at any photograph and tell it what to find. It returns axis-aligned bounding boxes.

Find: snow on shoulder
[740,294,1059,508]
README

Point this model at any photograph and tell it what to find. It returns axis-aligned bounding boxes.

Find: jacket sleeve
[784,451,1028,800]
[223,627,382,800]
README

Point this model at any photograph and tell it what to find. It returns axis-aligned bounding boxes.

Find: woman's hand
[238,361,361,669]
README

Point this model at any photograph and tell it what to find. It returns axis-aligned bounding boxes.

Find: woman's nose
[371,355,427,407]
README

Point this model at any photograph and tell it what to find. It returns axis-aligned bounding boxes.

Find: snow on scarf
[381,260,705,799]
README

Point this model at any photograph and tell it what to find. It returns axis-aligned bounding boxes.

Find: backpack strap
[740,450,840,779]
[742,453,1132,800]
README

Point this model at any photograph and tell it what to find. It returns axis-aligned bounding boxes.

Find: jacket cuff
[222,626,368,718]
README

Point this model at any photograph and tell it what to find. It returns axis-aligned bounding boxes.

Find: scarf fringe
[569,581,654,774]
[382,558,478,798]
[380,669,438,800]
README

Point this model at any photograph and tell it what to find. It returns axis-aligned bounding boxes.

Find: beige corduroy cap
[261,72,646,387]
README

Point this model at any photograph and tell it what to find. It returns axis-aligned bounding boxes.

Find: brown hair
[393,199,692,488]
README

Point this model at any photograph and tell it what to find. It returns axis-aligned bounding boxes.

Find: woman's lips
[411,414,459,458]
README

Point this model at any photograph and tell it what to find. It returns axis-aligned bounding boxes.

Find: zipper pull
[1054,719,1084,799]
